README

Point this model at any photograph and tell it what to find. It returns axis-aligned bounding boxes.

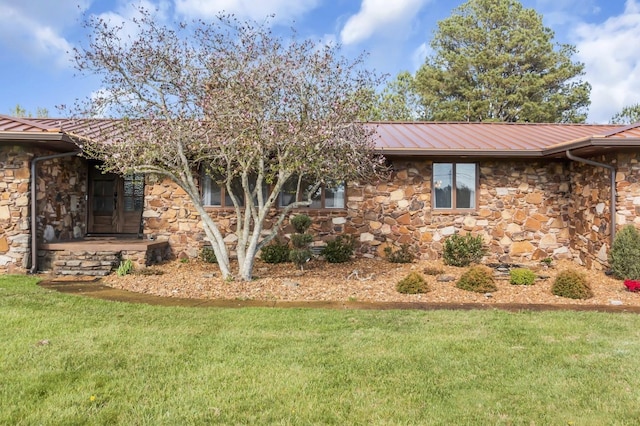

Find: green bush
[290,249,313,269]
[396,272,430,294]
[443,233,486,267]
[384,244,416,264]
[456,265,496,293]
[322,236,354,263]
[200,246,218,264]
[260,240,291,264]
[116,259,134,277]
[551,269,593,299]
[609,225,640,280]
[291,233,313,248]
[290,214,312,234]
[510,268,536,285]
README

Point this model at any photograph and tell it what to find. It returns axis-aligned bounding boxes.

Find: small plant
[443,233,486,267]
[289,214,313,270]
[321,235,355,264]
[423,265,445,275]
[384,244,416,263]
[260,239,291,264]
[540,257,553,267]
[180,257,189,264]
[510,268,536,285]
[116,259,134,277]
[200,246,218,264]
[290,214,312,234]
[456,265,496,293]
[609,225,640,280]
[551,269,593,299]
[396,272,430,294]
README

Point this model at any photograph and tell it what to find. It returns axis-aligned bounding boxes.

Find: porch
[39,238,171,276]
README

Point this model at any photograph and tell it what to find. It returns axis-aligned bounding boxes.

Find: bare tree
[70,7,386,280]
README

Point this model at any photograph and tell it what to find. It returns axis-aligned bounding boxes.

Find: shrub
[443,234,486,267]
[289,249,312,269]
[116,259,134,276]
[609,225,640,280]
[260,240,291,264]
[290,214,312,234]
[291,233,313,248]
[396,272,430,294]
[200,246,218,264]
[384,244,415,264]
[456,265,496,293]
[510,268,536,285]
[551,269,593,299]
[322,236,355,263]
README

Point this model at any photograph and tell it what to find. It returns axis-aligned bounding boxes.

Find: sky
[0,0,638,123]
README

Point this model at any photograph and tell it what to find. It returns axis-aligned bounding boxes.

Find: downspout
[30,150,82,274]
[565,150,616,247]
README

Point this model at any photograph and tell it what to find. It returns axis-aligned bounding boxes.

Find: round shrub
[290,214,312,234]
[396,272,430,294]
[260,240,291,264]
[200,246,218,264]
[443,234,486,267]
[456,265,497,293]
[510,268,536,285]
[609,225,640,280]
[551,269,593,299]
[321,236,354,263]
[289,248,312,269]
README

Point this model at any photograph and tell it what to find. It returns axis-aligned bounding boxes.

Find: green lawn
[2,275,640,425]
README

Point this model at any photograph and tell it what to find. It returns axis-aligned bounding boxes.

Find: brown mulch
[101,257,640,308]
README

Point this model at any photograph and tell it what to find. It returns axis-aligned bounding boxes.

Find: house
[1,113,640,275]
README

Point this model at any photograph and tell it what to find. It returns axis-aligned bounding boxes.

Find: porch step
[51,250,121,276]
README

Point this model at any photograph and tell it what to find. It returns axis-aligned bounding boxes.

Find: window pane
[433,163,452,209]
[456,164,476,209]
[202,175,221,206]
[279,178,298,207]
[225,178,244,207]
[325,183,345,208]
[303,184,322,208]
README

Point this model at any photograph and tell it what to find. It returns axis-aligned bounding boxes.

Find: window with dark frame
[433,163,477,210]
[202,173,345,209]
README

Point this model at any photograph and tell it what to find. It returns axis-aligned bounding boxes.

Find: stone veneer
[142,156,626,268]
[0,146,88,273]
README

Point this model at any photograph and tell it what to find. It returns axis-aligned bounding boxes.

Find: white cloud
[0,1,86,67]
[174,0,319,23]
[573,0,640,123]
[411,42,430,71]
[340,0,429,45]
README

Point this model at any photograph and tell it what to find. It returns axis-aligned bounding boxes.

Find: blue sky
[0,0,638,123]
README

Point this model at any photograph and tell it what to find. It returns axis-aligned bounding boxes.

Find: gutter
[565,150,616,247]
[30,150,82,274]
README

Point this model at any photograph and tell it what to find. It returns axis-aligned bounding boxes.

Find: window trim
[432,162,478,212]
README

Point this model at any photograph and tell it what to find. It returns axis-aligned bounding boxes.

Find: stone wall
[0,146,88,274]
[37,155,88,243]
[142,158,578,265]
[0,146,33,273]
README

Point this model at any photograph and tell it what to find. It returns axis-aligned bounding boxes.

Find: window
[278,178,345,209]
[433,163,477,210]
[201,174,267,208]
[202,174,345,209]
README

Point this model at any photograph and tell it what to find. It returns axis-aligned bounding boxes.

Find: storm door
[88,167,144,235]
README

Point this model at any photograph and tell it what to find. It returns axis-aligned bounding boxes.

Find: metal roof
[2,115,640,158]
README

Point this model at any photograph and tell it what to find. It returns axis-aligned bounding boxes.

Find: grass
[2,275,640,424]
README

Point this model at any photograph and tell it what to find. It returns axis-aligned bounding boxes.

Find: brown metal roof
[366,121,636,156]
[2,115,639,158]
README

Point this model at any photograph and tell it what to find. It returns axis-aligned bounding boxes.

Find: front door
[88,167,144,235]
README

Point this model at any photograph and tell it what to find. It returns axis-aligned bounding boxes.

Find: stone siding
[0,146,33,272]
[142,158,582,266]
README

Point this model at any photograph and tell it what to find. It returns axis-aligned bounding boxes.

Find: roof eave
[0,131,81,152]
[375,148,544,158]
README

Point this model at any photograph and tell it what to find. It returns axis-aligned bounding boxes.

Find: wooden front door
[88,167,144,235]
